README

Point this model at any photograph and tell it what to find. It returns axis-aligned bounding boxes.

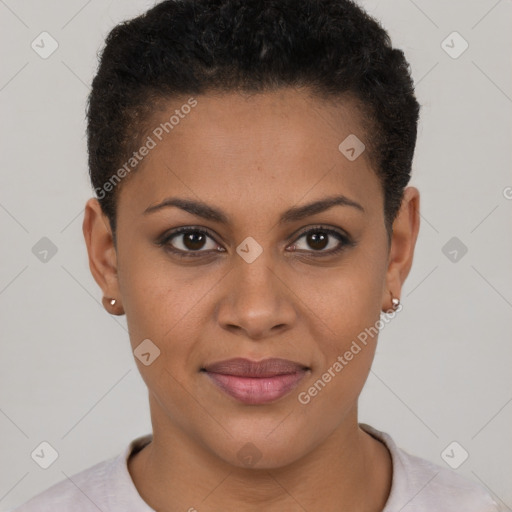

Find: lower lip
[204,370,307,405]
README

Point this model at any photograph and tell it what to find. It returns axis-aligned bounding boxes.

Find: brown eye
[290,226,353,256]
[305,231,329,251]
[180,231,208,251]
[159,227,222,257]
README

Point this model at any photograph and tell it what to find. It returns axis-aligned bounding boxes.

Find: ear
[381,186,420,312]
[82,198,123,315]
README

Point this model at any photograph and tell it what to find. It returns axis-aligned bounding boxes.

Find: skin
[83,87,420,511]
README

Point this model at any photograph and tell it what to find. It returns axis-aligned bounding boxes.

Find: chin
[204,428,314,470]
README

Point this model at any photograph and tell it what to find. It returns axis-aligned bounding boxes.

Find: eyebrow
[143,194,365,225]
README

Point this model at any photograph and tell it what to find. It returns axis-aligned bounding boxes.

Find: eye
[157,226,224,258]
[289,225,353,256]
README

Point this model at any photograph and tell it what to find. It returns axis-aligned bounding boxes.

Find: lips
[202,357,309,377]
[201,357,309,405]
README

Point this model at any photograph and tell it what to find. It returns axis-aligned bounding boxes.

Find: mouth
[201,357,310,405]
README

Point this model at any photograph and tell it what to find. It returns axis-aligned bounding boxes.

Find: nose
[215,252,297,340]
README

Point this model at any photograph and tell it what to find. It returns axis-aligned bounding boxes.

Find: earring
[103,296,123,315]
[390,292,400,311]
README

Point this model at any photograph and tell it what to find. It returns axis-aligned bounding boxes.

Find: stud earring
[389,290,400,311]
[103,296,123,315]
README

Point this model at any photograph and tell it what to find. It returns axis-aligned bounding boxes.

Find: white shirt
[10,423,503,511]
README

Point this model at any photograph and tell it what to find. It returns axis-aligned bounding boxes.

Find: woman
[13,0,502,510]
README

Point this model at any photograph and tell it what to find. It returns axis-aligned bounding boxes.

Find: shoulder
[9,455,119,512]
[10,433,153,512]
[360,423,503,512]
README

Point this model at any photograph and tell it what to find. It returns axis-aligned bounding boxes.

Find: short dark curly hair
[87,0,420,246]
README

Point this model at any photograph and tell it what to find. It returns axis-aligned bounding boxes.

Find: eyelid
[291,224,350,242]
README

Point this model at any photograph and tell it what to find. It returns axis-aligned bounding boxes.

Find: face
[83,87,419,469]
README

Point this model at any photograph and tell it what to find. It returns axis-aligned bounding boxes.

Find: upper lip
[202,357,309,377]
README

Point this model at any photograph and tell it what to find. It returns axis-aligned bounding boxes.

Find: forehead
[116,88,383,224]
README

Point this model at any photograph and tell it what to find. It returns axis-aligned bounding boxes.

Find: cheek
[122,273,203,348]
[117,252,217,382]
[295,248,386,400]
[299,251,385,348]
[118,265,204,409]
[296,275,383,424]
[118,239,196,333]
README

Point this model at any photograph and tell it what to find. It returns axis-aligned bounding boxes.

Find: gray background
[1,0,511,509]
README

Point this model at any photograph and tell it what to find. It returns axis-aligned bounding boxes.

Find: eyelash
[157,225,355,259]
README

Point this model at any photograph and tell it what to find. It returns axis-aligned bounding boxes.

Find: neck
[128,400,392,511]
